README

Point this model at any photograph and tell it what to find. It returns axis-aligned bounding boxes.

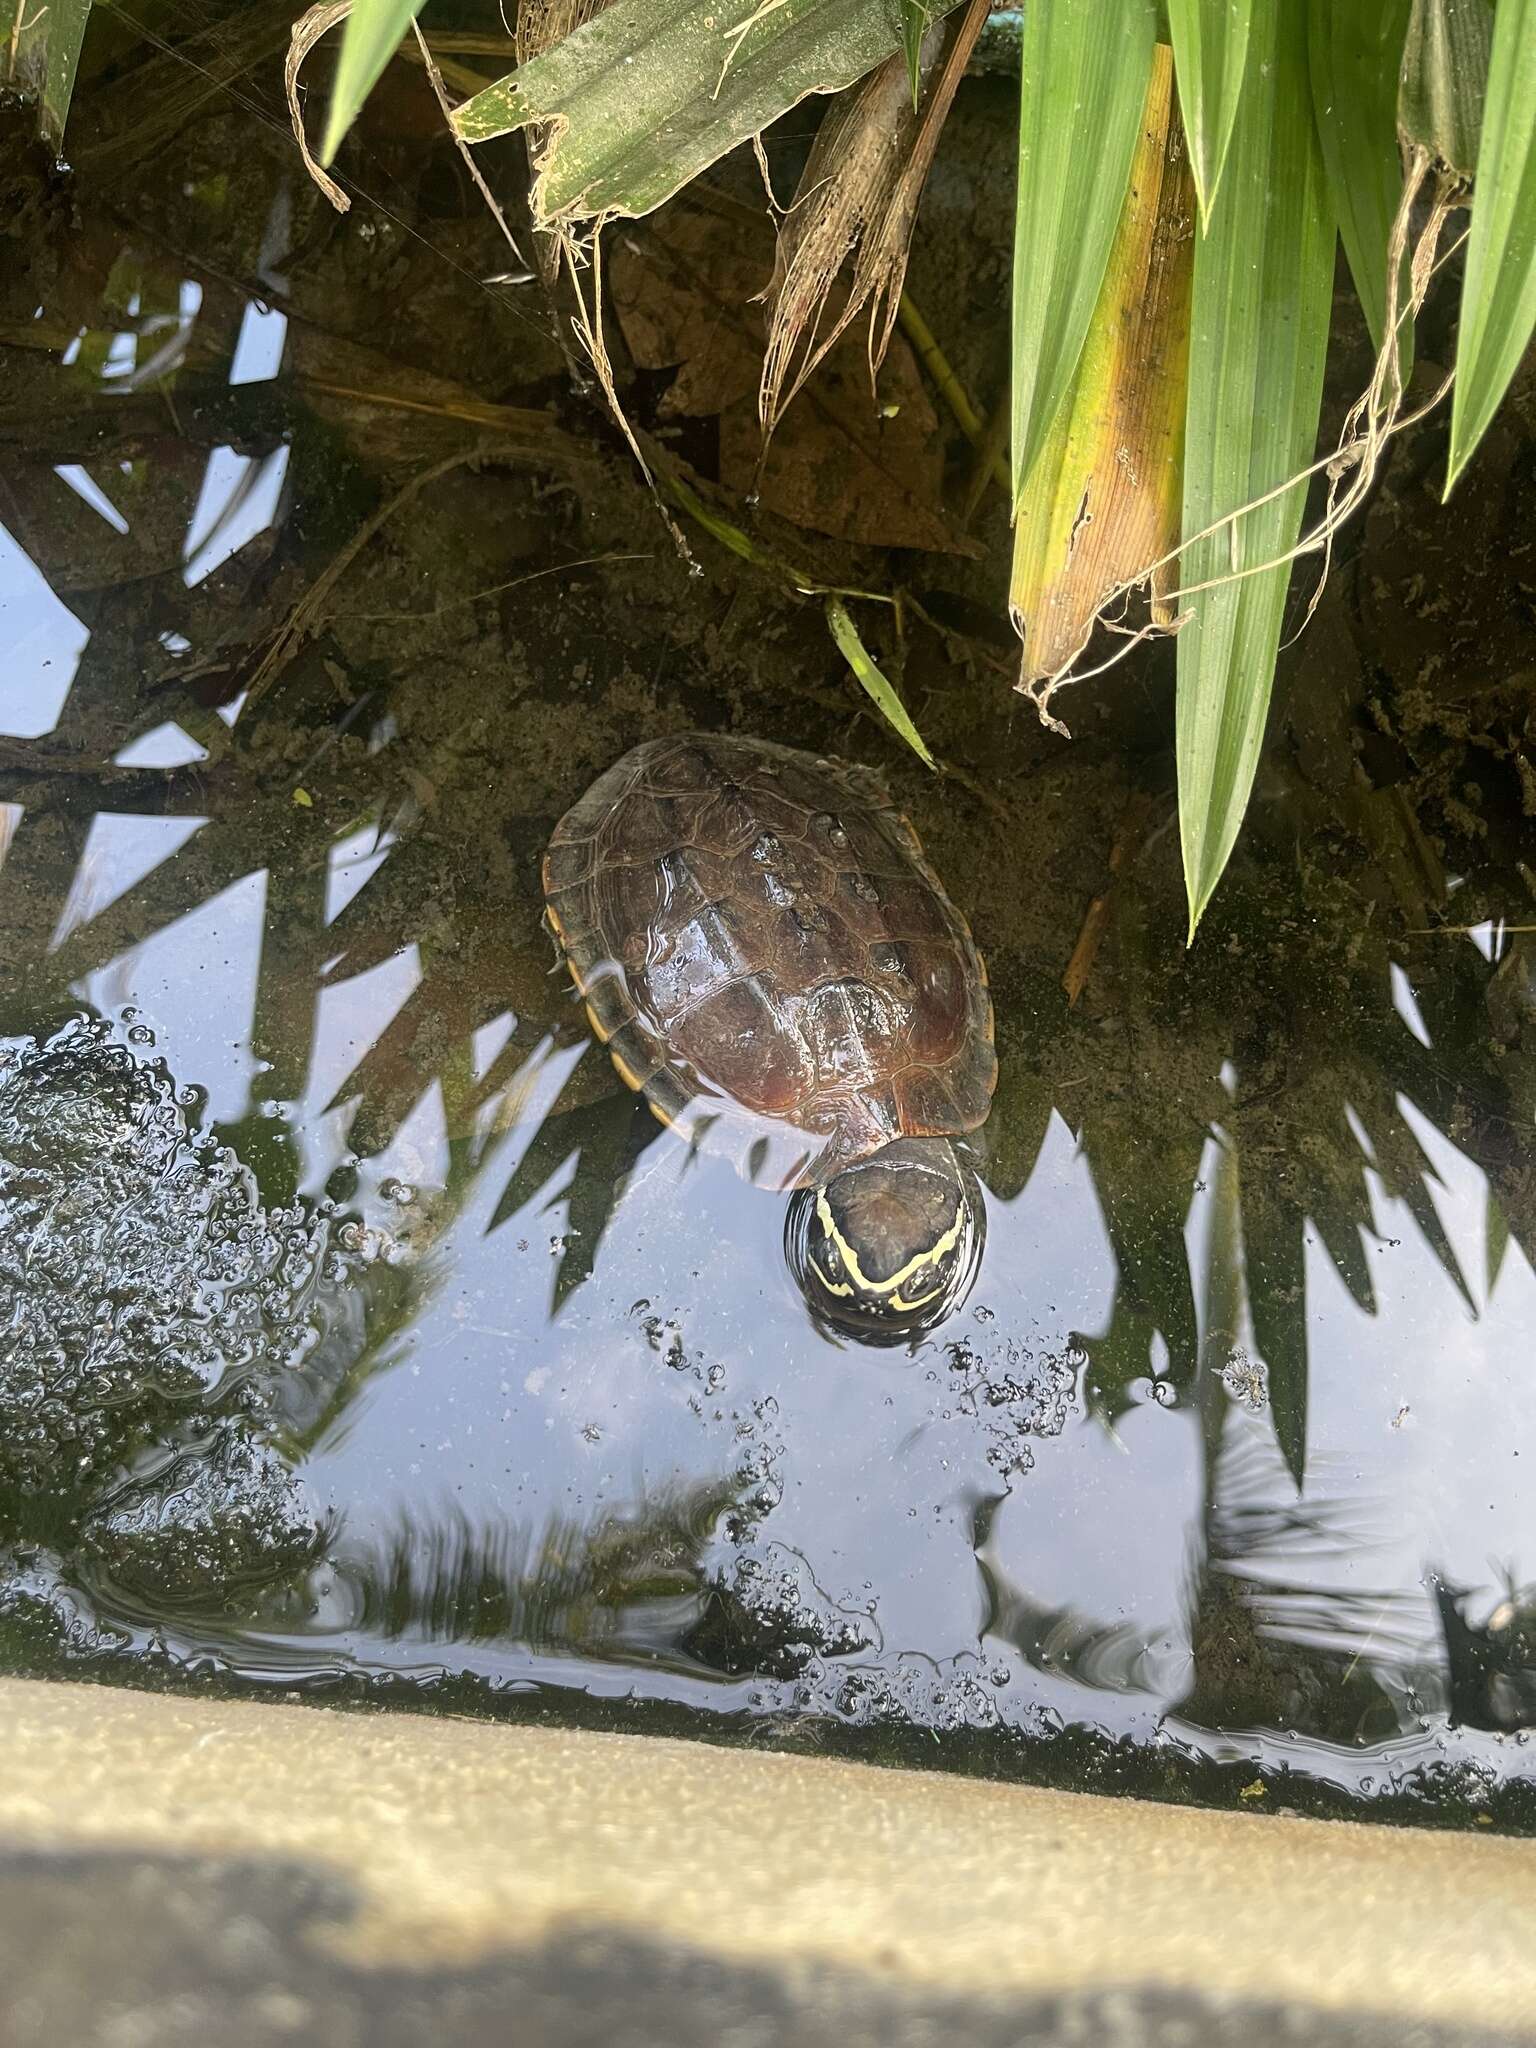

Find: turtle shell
[542,734,996,1186]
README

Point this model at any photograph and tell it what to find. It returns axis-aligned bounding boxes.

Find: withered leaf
[761,0,990,437]
[1010,44,1195,693]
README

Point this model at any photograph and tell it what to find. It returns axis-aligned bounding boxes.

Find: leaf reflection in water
[293,1484,740,1664]
[3,27,1536,1801]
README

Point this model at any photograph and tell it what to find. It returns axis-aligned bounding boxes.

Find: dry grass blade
[758,0,988,436]
[241,448,485,723]
[410,21,530,280]
[1027,150,1465,720]
[1012,44,1195,709]
[288,0,354,214]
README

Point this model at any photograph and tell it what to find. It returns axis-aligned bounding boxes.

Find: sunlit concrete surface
[1,1676,1534,2045]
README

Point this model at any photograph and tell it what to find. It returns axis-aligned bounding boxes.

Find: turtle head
[786,1138,984,1344]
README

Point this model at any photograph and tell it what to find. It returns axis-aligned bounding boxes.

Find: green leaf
[453,0,955,225]
[1399,0,1493,180]
[7,0,93,150]
[824,598,936,770]
[1445,0,1536,493]
[1177,0,1334,937]
[320,0,430,167]
[1307,0,1413,364]
[899,0,928,108]
[1486,1185,1510,1300]
[1010,0,1156,502]
[1166,0,1253,226]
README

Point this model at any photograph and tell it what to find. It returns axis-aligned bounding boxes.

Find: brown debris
[758,0,990,439]
[287,2,354,215]
[1061,791,1156,1007]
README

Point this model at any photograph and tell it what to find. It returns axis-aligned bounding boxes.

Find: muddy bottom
[3,3,1536,1831]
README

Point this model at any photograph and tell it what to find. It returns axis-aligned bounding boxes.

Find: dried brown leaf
[759,0,989,437]
[287,3,355,214]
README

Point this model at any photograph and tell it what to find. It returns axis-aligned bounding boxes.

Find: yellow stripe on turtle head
[810,1186,964,1309]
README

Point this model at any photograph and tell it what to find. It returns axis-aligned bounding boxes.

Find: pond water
[4,4,1536,1830]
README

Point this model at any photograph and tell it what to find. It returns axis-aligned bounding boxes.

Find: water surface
[3,8,1536,1828]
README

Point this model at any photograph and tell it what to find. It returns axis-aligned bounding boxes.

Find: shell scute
[543,734,994,1180]
[668,976,811,1120]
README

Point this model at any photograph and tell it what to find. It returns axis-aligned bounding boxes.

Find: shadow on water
[3,2,1536,1827]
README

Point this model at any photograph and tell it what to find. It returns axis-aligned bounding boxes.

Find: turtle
[542,732,997,1337]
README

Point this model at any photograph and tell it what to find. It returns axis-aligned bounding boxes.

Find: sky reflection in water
[3,135,1536,1821]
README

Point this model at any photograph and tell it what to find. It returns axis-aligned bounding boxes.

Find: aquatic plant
[9,1,1531,934]
[317,0,1534,934]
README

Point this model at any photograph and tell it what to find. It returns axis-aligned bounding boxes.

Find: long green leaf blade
[825,598,936,769]
[1486,1185,1510,1300]
[1307,0,1412,361]
[899,0,929,108]
[1010,0,1156,502]
[1177,0,1334,937]
[1445,0,1536,493]
[1166,0,1253,226]
[320,0,429,167]
[8,0,93,150]
[1399,0,1492,180]
[453,0,957,225]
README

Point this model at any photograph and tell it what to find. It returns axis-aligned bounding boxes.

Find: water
[3,7,1536,1829]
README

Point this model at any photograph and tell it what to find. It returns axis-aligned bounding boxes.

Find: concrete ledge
[1,1677,1534,2044]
